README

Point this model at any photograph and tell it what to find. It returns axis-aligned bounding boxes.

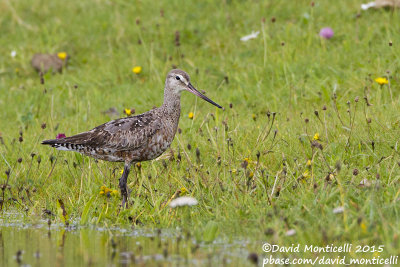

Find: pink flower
[56,133,66,139]
[319,27,334,39]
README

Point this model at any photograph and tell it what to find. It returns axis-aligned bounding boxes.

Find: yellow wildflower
[375,77,388,85]
[180,187,188,195]
[243,157,256,167]
[248,171,254,178]
[360,222,367,233]
[100,185,119,197]
[120,169,124,175]
[136,162,141,168]
[306,160,311,166]
[303,169,309,178]
[313,133,320,140]
[132,66,142,74]
[188,112,194,119]
[124,108,132,116]
[57,52,68,60]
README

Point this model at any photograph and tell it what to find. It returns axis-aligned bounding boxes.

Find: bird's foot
[121,193,128,208]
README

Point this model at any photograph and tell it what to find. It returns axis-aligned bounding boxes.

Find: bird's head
[165,69,222,109]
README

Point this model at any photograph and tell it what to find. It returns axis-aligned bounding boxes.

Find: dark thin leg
[119,163,131,208]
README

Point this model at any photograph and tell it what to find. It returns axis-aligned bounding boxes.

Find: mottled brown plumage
[42,69,222,207]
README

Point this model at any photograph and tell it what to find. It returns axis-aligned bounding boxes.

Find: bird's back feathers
[42,110,163,154]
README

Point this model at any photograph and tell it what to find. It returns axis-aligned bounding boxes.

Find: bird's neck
[162,89,181,117]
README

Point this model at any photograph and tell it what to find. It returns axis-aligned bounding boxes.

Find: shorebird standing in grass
[42,69,222,207]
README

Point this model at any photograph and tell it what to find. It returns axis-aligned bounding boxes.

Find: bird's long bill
[187,83,222,109]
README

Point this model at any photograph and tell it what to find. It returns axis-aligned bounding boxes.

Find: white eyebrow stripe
[180,75,188,85]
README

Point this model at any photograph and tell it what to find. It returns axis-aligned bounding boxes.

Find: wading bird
[42,69,222,207]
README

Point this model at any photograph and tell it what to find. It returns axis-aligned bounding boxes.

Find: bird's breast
[142,131,174,160]
[130,113,179,162]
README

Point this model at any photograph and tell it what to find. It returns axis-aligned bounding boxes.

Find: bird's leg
[119,163,131,208]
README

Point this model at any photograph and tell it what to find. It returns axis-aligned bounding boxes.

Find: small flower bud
[196,148,200,161]
[175,31,181,47]
[311,140,323,150]
[248,253,258,265]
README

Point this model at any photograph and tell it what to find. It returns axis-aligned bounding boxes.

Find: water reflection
[0,213,251,266]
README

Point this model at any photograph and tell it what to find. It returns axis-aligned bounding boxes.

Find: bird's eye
[175,76,180,80]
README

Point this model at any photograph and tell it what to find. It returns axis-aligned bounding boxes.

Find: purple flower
[319,27,334,39]
[56,133,66,139]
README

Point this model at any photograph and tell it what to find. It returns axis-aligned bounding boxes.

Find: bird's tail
[42,138,83,152]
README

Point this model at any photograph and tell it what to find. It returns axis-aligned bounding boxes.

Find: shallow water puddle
[0,213,251,266]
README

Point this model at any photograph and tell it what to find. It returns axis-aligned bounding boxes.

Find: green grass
[1,0,400,263]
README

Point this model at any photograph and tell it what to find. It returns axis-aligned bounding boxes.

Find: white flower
[361,2,376,10]
[359,178,371,187]
[11,50,17,58]
[285,229,296,236]
[240,31,260,42]
[169,196,198,208]
[333,206,344,214]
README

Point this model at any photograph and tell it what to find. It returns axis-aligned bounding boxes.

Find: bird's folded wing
[55,112,162,151]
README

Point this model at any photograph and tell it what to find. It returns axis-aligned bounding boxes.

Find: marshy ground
[1,0,400,266]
